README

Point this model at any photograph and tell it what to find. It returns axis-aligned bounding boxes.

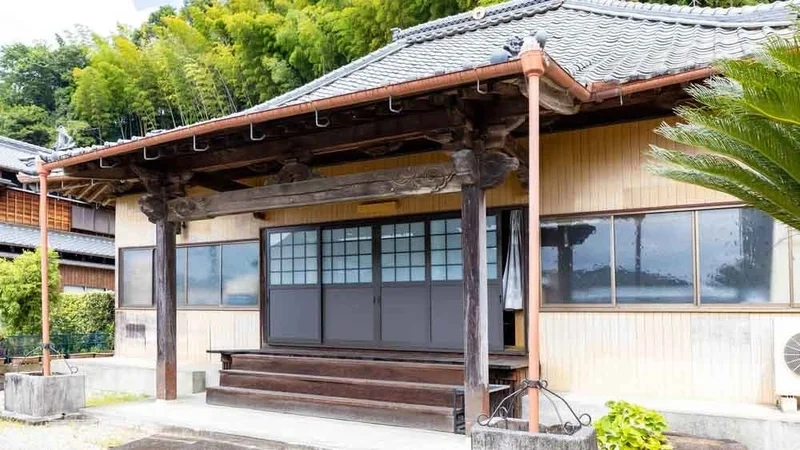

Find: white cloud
[0,0,182,47]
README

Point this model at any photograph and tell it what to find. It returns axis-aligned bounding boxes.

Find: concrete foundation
[52,357,214,396]
[4,372,85,418]
[472,418,598,450]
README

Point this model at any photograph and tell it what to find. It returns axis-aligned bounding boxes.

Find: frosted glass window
[431,216,498,281]
[614,212,694,304]
[381,222,425,282]
[120,248,153,306]
[322,226,371,284]
[541,218,611,304]
[698,208,789,304]
[269,230,318,285]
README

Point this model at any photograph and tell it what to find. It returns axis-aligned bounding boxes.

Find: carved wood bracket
[452,149,519,190]
[133,165,190,224]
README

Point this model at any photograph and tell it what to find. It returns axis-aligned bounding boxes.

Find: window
[268,230,318,286]
[323,226,371,284]
[698,208,789,304]
[63,286,108,294]
[381,222,426,282]
[430,218,461,281]
[176,247,187,305]
[614,212,694,304]
[541,206,793,307]
[120,248,153,306]
[541,217,612,304]
[187,246,221,305]
[222,242,259,305]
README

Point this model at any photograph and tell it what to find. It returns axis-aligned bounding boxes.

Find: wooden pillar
[454,149,518,434]
[520,35,546,433]
[134,167,186,401]
[36,159,51,376]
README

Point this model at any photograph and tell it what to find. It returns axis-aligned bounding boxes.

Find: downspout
[520,35,546,435]
[36,159,51,376]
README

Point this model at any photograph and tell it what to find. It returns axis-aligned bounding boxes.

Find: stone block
[4,372,86,418]
[472,418,598,450]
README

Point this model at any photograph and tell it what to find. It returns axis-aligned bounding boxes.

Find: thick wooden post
[520,35,546,433]
[36,160,51,376]
[454,149,518,434]
[135,168,186,401]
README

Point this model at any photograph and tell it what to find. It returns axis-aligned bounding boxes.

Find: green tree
[649,35,800,230]
[0,249,61,336]
[52,292,115,335]
[0,104,54,146]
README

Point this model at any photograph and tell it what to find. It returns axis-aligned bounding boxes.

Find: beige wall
[115,117,793,405]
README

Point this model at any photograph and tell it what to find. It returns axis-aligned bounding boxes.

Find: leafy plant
[52,291,115,335]
[595,400,672,450]
[649,33,800,231]
[0,249,60,336]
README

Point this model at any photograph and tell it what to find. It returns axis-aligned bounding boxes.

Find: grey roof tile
[0,136,52,174]
[0,222,114,259]
[45,0,798,163]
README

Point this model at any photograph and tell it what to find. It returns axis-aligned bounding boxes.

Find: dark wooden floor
[209,346,528,370]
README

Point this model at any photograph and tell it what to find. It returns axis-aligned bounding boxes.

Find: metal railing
[0,332,113,362]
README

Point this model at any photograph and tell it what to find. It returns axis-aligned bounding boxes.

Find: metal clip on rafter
[250,123,266,141]
[193,135,209,152]
[99,157,117,169]
[476,378,591,435]
[143,147,160,161]
[389,95,403,113]
[474,68,488,95]
[313,104,330,128]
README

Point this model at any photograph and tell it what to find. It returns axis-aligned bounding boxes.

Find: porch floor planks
[209,346,528,370]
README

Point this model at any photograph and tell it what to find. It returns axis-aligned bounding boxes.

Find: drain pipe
[520,33,546,434]
[36,159,51,376]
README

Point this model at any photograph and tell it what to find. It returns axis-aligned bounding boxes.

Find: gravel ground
[0,418,147,450]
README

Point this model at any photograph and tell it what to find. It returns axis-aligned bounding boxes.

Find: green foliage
[595,401,672,450]
[650,33,800,231]
[0,104,54,146]
[0,249,60,336]
[86,392,148,408]
[52,292,115,335]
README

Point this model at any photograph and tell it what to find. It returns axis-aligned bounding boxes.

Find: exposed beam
[168,109,464,173]
[190,172,251,192]
[168,162,463,221]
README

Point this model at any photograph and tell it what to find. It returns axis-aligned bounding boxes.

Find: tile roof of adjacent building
[0,222,115,259]
[44,0,798,162]
[0,136,52,174]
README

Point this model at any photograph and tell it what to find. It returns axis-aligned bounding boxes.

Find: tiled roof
[0,136,52,174]
[258,0,797,109]
[45,0,797,162]
[0,222,115,259]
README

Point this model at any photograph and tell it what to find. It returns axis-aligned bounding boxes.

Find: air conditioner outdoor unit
[773,317,800,411]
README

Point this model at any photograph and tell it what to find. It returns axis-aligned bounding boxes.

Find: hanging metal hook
[143,147,160,161]
[313,104,330,128]
[99,157,117,169]
[193,135,209,152]
[474,68,488,95]
[250,123,266,141]
[388,95,403,113]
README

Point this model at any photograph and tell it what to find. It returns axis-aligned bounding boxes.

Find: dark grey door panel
[268,288,321,343]
[488,283,503,352]
[323,286,375,343]
[430,283,504,350]
[380,285,429,345]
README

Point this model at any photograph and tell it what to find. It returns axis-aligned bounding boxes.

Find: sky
[0,0,183,47]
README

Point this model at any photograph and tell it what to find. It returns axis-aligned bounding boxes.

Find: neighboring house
[0,136,115,292]
[32,0,800,443]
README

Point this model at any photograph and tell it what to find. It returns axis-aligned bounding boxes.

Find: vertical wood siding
[0,188,71,231]
[60,264,115,290]
[541,312,784,404]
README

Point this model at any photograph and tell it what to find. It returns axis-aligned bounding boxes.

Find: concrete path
[114,432,318,450]
[89,393,470,450]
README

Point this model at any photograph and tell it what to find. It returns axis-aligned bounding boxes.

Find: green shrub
[0,249,60,335]
[595,400,672,450]
[52,291,115,335]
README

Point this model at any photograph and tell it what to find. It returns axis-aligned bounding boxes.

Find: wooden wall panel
[116,309,259,362]
[60,264,115,290]
[539,118,734,215]
[0,188,71,230]
[540,312,787,404]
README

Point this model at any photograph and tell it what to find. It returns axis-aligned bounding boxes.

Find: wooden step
[220,369,461,407]
[230,354,464,385]
[206,386,458,433]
